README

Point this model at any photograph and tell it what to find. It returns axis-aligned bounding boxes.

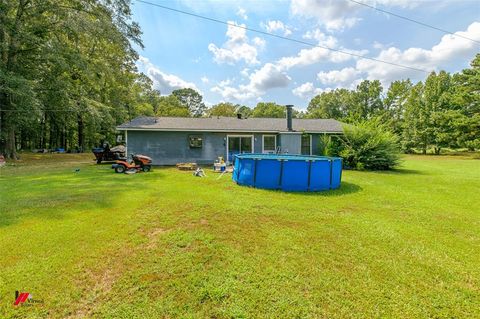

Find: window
[301,135,311,155]
[188,135,203,148]
[263,135,276,153]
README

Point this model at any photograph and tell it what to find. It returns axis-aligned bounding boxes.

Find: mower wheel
[142,165,151,172]
[115,165,126,173]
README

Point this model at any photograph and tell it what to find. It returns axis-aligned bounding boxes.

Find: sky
[132,0,480,109]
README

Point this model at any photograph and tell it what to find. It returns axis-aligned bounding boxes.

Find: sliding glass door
[227,135,253,162]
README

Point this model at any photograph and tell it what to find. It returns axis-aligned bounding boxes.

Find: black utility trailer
[92,144,126,164]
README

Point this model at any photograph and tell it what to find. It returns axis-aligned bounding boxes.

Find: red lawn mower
[112,153,152,174]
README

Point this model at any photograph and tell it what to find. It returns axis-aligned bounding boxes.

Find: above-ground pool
[232,154,342,192]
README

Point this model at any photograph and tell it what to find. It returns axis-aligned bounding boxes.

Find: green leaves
[338,119,402,170]
[172,88,206,118]
[0,0,150,156]
[251,102,285,118]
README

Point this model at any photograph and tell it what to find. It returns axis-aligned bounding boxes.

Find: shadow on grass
[0,167,164,228]
[380,168,425,175]
[254,181,362,197]
[296,181,362,197]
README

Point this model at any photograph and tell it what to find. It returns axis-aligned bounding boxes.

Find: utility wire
[348,0,480,45]
[135,0,429,73]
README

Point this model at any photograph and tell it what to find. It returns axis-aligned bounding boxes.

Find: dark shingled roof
[117,116,343,133]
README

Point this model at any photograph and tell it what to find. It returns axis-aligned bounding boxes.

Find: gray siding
[126,130,339,165]
[127,131,226,165]
[127,131,264,165]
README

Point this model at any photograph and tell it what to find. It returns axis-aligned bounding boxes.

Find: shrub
[317,134,343,157]
[337,120,402,170]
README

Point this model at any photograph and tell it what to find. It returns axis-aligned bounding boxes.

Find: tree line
[205,55,480,155]
[0,0,151,158]
[1,1,478,158]
[306,56,480,154]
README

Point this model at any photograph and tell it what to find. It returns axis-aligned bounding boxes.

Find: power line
[348,0,480,45]
[135,0,429,74]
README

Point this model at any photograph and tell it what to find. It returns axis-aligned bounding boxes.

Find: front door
[227,136,253,163]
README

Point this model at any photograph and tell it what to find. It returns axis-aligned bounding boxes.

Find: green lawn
[1,154,479,318]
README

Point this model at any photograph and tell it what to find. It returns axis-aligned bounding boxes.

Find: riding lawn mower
[112,153,152,174]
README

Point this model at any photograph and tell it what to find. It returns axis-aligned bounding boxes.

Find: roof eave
[116,127,342,134]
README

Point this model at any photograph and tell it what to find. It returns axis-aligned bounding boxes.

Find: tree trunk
[40,115,46,149]
[434,147,441,155]
[5,127,18,159]
[77,114,84,152]
[62,125,67,149]
[1,0,26,159]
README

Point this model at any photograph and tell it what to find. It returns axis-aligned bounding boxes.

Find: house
[117,105,343,165]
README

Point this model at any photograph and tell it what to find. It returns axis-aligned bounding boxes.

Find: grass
[0,153,479,318]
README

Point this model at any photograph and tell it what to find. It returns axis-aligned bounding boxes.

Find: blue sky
[133,0,480,109]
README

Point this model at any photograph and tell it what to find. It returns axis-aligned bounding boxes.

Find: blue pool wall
[232,154,342,192]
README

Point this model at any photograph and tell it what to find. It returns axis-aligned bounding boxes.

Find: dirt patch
[145,227,171,249]
[66,263,120,318]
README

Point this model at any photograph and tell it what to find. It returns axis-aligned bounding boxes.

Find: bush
[337,120,401,170]
[317,134,343,157]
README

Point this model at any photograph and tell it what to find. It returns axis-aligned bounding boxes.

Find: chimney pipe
[286,105,293,131]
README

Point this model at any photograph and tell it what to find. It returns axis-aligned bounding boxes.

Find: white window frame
[301,134,312,155]
[226,134,254,164]
[262,135,277,154]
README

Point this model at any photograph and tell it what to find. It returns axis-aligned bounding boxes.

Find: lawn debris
[176,162,198,171]
[193,168,206,177]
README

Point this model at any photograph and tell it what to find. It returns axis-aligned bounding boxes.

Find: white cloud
[248,63,291,92]
[240,68,250,77]
[211,63,291,102]
[208,21,263,65]
[252,37,266,49]
[277,46,368,70]
[201,76,209,84]
[373,41,385,50]
[218,78,233,87]
[290,0,420,32]
[263,20,292,36]
[236,7,248,20]
[137,56,199,95]
[317,67,361,86]
[305,21,480,90]
[276,29,368,70]
[356,21,480,84]
[292,82,324,99]
[302,29,338,47]
[291,0,361,31]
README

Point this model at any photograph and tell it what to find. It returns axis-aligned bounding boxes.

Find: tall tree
[424,71,453,154]
[172,88,206,117]
[349,80,384,121]
[251,102,285,118]
[307,89,352,120]
[156,95,190,117]
[402,82,427,153]
[207,102,237,117]
[236,105,253,118]
[384,80,413,135]
[0,0,144,157]
[452,53,480,116]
